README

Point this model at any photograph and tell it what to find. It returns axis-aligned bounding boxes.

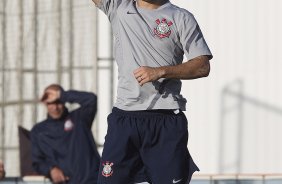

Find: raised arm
[41,87,97,128]
[134,55,211,86]
[60,90,97,128]
[91,0,102,6]
[91,0,121,21]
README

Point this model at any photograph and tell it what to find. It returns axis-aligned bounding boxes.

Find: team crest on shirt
[64,119,74,131]
[154,18,173,38]
[102,161,114,177]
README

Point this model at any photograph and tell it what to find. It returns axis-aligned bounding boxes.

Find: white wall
[171,0,282,174]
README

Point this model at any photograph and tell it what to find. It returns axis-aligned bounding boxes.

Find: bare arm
[91,0,101,6]
[133,55,210,86]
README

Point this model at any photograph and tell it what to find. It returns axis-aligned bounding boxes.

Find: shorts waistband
[112,107,182,117]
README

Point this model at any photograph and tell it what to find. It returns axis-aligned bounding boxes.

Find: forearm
[31,134,56,176]
[61,90,97,127]
[60,90,97,107]
[33,160,54,176]
[159,55,210,80]
[32,153,55,176]
[134,55,210,86]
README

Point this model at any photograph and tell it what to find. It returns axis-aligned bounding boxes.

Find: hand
[41,88,61,104]
[0,160,5,180]
[50,167,69,184]
[133,66,164,86]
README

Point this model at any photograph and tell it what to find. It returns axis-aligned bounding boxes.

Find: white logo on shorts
[172,178,182,183]
[102,161,114,177]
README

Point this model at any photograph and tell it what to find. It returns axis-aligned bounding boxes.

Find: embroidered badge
[64,119,74,131]
[154,18,173,38]
[102,161,114,177]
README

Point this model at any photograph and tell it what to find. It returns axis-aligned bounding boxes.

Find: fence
[0,174,282,184]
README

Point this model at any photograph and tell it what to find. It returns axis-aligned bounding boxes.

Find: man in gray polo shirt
[92,0,212,183]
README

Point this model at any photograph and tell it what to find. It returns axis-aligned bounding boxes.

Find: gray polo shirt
[97,0,212,111]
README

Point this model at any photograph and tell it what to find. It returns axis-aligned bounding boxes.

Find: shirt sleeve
[60,90,97,129]
[179,14,213,61]
[96,0,123,21]
[30,129,56,176]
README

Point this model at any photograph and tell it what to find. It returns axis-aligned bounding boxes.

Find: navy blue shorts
[97,107,199,184]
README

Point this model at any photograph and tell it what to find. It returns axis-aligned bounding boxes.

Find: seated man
[0,160,5,180]
[31,84,100,184]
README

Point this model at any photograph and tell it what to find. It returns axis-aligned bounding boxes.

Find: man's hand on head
[41,88,61,104]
